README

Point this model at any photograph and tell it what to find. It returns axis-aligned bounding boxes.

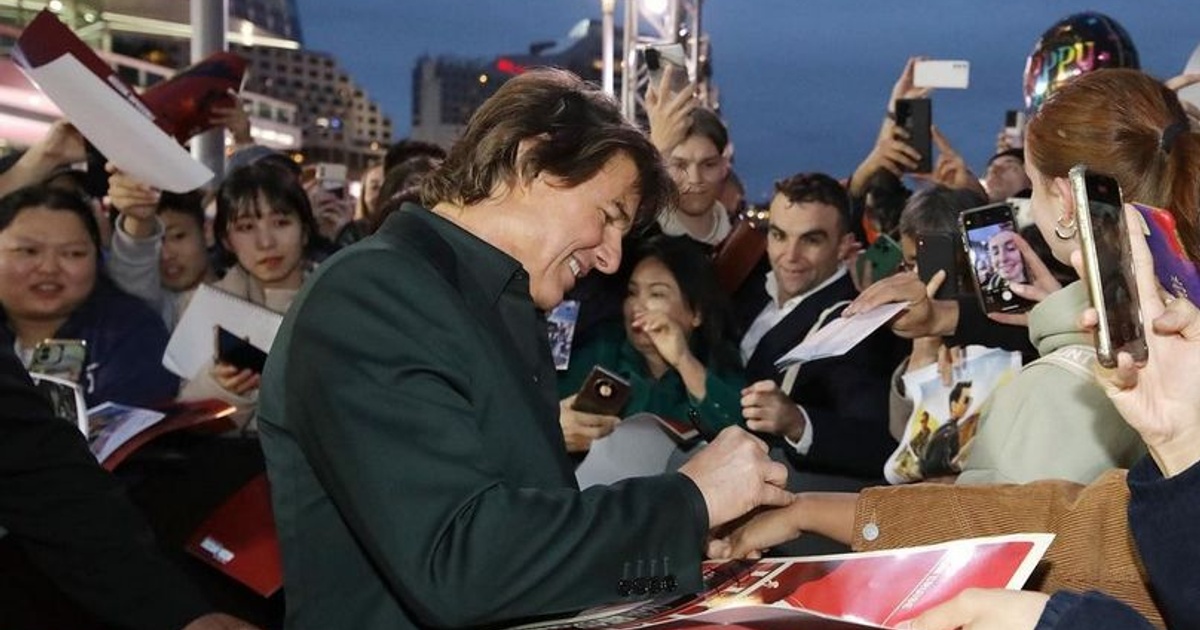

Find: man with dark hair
[984,148,1032,202]
[258,68,790,629]
[738,172,898,484]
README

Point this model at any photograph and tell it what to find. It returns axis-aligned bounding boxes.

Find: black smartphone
[958,202,1033,314]
[1069,166,1147,368]
[895,98,932,173]
[1003,109,1026,149]
[571,365,632,416]
[214,326,268,374]
[916,232,963,300]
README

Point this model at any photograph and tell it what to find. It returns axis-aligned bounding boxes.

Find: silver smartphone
[1069,165,1147,368]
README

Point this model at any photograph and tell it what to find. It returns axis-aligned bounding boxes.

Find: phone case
[28,339,88,383]
[857,234,904,281]
[916,233,960,300]
[1070,166,1147,368]
[895,98,932,173]
[958,203,1032,315]
[571,365,632,416]
[1132,203,1200,301]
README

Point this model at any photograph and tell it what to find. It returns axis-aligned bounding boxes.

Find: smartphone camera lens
[594,378,614,399]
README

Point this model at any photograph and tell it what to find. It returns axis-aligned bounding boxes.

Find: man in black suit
[738,172,899,481]
[0,344,254,630]
[257,69,791,630]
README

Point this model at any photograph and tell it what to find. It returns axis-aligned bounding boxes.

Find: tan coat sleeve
[851,470,1161,628]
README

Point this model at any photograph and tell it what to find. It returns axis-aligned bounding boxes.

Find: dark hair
[213,161,319,267]
[420,68,673,232]
[624,235,741,374]
[0,185,103,266]
[950,380,973,404]
[988,148,1025,166]
[685,107,729,154]
[157,190,205,229]
[897,185,988,240]
[383,138,446,174]
[772,172,851,234]
[1027,68,1200,263]
[863,169,912,236]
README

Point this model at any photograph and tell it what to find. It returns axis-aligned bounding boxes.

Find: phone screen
[959,203,1032,314]
[1071,167,1147,367]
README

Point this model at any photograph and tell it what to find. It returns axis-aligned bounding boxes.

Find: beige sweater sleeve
[852,470,1161,628]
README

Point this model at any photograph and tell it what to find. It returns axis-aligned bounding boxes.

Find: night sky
[294,0,1199,202]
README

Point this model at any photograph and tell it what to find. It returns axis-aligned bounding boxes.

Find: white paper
[86,402,166,464]
[23,55,212,192]
[774,301,907,369]
[163,284,283,379]
[575,413,679,489]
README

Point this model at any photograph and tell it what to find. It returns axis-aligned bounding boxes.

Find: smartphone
[856,233,904,282]
[1132,202,1200,301]
[28,339,87,383]
[913,60,970,89]
[894,98,932,173]
[959,202,1033,314]
[214,326,269,374]
[1003,109,1026,149]
[1070,166,1147,368]
[314,162,348,198]
[916,232,964,300]
[571,365,632,416]
[643,43,690,95]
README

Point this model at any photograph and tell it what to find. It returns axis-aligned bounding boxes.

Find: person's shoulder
[87,280,169,331]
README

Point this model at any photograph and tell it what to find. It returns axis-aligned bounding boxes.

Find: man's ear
[836,231,857,259]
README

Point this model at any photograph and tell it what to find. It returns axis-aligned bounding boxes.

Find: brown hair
[1026,68,1200,262]
[420,68,673,231]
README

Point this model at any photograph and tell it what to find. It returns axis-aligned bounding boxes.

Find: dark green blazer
[258,205,709,629]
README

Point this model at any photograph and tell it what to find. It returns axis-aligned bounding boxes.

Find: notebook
[164,284,283,379]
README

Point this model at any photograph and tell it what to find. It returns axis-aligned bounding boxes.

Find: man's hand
[211,91,253,147]
[306,183,354,242]
[914,126,986,198]
[888,56,932,111]
[845,270,958,339]
[678,427,791,530]
[740,380,804,442]
[558,395,619,453]
[903,588,1048,630]
[644,64,696,155]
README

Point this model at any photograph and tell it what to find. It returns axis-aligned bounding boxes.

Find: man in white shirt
[737,172,899,481]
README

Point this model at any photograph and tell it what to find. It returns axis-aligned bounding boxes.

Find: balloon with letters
[1023,11,1140,113]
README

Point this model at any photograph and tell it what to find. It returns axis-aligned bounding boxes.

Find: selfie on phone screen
[960,204,1030,314]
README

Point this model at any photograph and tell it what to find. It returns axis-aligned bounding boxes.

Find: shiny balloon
[1023,12,1140,113]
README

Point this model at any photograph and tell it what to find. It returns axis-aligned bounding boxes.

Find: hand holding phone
[645,43,691,96]
[571,365,632,416]
[856,234,905,285]
[214,326,269,374]
[959,203,1033,314]
[1070,166,1147,367]
[1003,110,1026,149]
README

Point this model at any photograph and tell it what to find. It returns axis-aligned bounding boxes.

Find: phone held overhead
[894,98,932,174]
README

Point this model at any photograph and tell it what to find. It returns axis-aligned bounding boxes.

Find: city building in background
[0,0,391,175]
